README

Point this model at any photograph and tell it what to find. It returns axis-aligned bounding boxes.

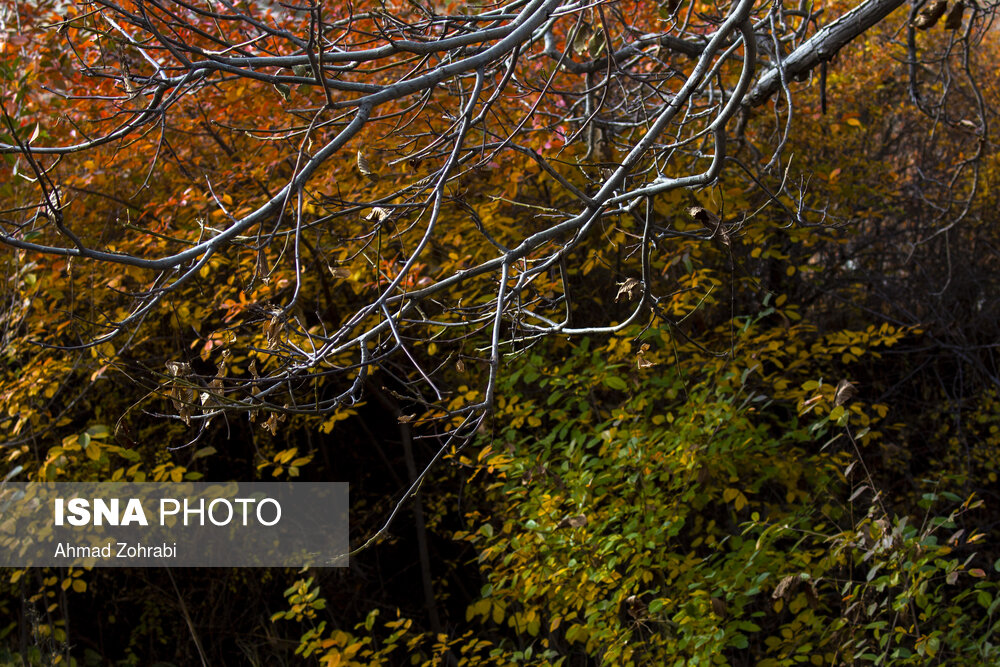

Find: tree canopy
[1,0,999,664]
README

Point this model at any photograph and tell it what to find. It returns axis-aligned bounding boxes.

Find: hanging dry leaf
[329,266,352,279]
[772,575,797,600]
[264,411,286,435]
[273,82,291,101]
[686,205,720,227]
[636,343,657,369]
[209,349,231,391]
[165,360,191,377]
[264,314,283,347]
[365,207,390,223]
[456,358,466,373]
[834,379,858,406]
[164,361,197,423]
[572,23,593,55]
[557,514,588,529]
[912,0,947,29]
[615,277,641,302]
[944,1,965,29]
[357,150,377,180]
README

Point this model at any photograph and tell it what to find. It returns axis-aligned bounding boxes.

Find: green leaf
[191,446,217,460]
[603,376,628,391]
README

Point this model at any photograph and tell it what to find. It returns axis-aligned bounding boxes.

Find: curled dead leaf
[944,0,965,28]
[615,277,641,302]
[273,82,291,101]
[557,514,587,529]
[772,574,797,600]
[264,314,283,348]
[912,0,947,29]
[357,150,377,180]
[329,266,352,279]
[834,379,858,407]
[686,205,719,226]
[365,207,390,224]
[263,411,286,436]
[636,343,657,369]
[165,361,191,377]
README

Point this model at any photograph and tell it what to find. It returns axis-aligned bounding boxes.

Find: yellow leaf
[85,442,101,461]
[734,491,747,512]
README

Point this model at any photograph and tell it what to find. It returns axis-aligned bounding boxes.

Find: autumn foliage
[1,0,999,664]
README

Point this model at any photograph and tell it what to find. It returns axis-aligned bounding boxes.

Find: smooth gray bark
[745,0,908,107]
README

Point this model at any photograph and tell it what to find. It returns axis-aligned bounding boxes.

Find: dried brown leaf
[636,343,657,369]
[772,575,797,600]
[557,514,587,529]
[165,361,191,377]
[912,0,947,29]
[357,150,377,180]
[329,266,352,279]
[265,315,283,347]
[834,379,858,406]
[686,206,719,226]
[365,207,390,223]
[944,0,964,28]
[615,277,641,303]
